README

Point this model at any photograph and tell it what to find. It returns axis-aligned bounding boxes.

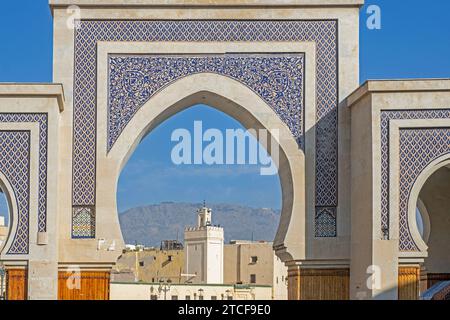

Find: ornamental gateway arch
[1,0,450,300]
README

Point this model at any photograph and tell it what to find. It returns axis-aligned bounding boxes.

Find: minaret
[184,202,224,284]
[197,201,212,227]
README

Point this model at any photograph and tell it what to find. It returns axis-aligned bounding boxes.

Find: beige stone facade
[224,241,288,300]
[346,79,450,300]
[0,0,449,300]
[112,248,185,283]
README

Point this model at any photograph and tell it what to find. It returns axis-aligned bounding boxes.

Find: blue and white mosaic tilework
[399,128,450,251]
[0,131,31,255]
[108,54,305,150]
[73,20,338,237]
[0,113,48,255]
[380,109,450,251]
[0,114,48,233]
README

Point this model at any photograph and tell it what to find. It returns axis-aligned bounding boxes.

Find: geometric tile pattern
[0,113,48,233]
[315,207,337,237]
[399,128,450,251]
[380,109,450,249]
[72,206,96,238]
[108,54,305,150]
[74,20,338,236]
[0,131,31,254]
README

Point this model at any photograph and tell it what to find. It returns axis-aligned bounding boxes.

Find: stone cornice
[345,79,450,108]
[49,0,365,8]
[0,83,65,112]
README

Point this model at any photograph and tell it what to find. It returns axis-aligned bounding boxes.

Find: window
[250,274,256,284]
[139,261,144,267]
[185,295,191,300]
[171,295,178,300]
[250,256,258,264]
[150,295,158,300]
[211,296,217,300]
[168,255,173,261]
[198,295,204,300]
[227,296,233,300]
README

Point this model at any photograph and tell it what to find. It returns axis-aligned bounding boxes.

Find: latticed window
[72,206,95,238]
[315,208,337,237]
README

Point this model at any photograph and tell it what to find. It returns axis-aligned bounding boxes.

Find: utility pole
[158,279,172,300]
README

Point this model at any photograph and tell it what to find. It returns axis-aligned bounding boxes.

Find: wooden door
[58,271,110,300]
[7,269,27,300]
[398,267,420,300]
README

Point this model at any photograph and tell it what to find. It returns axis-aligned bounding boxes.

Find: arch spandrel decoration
[380,109,450,251]
[108,54,305,151]
[73,20,339,238]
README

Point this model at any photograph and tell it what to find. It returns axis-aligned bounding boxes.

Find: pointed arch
[97,73,306,262]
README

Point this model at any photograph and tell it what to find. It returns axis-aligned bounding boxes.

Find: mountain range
[119,202,280,247]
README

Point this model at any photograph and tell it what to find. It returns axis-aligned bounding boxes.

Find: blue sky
[0,0,449,219]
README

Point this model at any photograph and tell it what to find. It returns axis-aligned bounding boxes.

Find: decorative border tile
[108,54,305,150]
[0,114,48,233]
[399,128,450,251]
[380,109,450,251]
[73,20,339,236]
[0,114,48,254]
[0,130,31,255]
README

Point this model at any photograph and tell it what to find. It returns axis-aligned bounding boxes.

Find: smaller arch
[0,171,20,256]
[407,155,450,255]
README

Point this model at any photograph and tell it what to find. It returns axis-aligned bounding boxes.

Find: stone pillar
[419,265,428,294]
[348,94,399,300]
[27,260,58,300]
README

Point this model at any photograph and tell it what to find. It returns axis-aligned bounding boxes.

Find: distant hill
[119,202,280,247]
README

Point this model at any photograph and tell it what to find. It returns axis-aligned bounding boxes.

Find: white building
[184,205,224,284]
[110,282,272,300]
